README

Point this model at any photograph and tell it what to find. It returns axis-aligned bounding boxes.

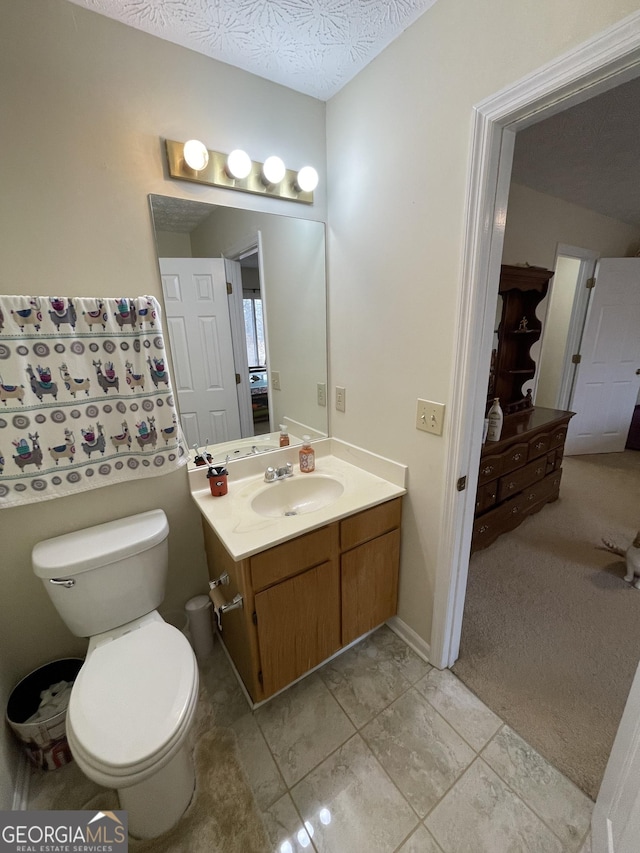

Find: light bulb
[183,139,209,172]
[295,165,319,193]
[226,149,252,179]
[262,155,286,185]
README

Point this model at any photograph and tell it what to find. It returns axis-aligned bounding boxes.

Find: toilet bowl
[67,613,199,838]
[32,510,200,840]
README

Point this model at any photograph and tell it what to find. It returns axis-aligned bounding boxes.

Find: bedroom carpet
[452,450,640,801]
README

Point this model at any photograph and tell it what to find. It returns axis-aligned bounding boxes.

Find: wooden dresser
[472,407,574,552]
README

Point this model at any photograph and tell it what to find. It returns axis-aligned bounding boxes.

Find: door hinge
[571,353,582,365]
[252,611,258,625]
[457,476,467,492]
[236,373,241,385]
[586,277,596,289]
[226,281,233,295]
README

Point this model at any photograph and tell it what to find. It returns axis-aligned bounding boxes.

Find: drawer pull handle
[507,482,516,490]
[535,441,544,449]
[536,467,544,475]
[511,507,519,514]
[479,524,489,533]
[513,453,522,460]
[482,465,494,476]
[527,493,536,501]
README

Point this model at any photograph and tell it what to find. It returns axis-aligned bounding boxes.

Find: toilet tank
[32,509,170,638]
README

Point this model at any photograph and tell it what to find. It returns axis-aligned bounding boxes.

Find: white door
[592,660,640,852]
[564,258,640,455]
[159,258,241,450]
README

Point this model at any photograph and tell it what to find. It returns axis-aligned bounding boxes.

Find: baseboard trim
[386,617,432,665]
[12,754,30,811]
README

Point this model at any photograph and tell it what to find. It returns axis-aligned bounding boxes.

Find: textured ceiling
[511,74,640,228]
[67,0,438,100]
[149,194,216,232]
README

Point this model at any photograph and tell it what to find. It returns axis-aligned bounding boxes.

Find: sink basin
[251,475,344,518]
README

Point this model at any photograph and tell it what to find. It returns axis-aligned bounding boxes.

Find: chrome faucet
[264,462,293,482]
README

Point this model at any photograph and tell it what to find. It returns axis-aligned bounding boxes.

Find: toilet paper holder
[208,588,243,631]
[209,571,229,589]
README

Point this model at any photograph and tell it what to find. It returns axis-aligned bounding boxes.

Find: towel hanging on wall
[0,295,187,508]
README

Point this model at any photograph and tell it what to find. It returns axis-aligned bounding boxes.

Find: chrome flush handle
[49,578,75,588]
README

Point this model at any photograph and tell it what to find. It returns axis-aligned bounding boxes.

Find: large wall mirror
[149,195,328,465]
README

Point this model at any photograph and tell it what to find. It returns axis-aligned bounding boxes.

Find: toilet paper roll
[209,587,226,631]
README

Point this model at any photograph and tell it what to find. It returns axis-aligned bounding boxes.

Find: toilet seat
[67,620,198,785]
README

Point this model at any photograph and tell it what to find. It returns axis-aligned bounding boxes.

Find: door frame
[430,11,640,669]
[552,245,600,411]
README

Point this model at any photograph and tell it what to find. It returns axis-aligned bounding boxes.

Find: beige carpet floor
[453,450,640,802]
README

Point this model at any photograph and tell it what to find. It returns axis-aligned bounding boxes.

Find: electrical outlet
[335,386,346,413]
[271,371,281,391]
[416,399,445,435]
[317,382,327,407]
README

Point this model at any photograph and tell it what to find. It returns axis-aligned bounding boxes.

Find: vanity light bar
[164,139,316,205]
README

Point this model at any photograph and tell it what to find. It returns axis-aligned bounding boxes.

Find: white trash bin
[185,595,214,660]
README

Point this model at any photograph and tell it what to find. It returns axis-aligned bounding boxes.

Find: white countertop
[190,438,407,561]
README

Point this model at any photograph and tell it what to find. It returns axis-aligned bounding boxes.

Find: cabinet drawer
[497,457,547,502]
[251,524,336,592]
[340,498,402,551]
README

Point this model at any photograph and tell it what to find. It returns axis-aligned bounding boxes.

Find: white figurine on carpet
[600,530,640,588]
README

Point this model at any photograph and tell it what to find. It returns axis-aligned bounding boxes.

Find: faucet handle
[285,462,293,475]
[264,466,277,482]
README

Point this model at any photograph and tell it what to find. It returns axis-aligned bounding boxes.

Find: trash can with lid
[6,657,84,771]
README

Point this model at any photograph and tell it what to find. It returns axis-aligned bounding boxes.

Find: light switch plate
[317,382,327,407]
[335,386,346,412]
[416,399,445,435]
[271,371,281,391]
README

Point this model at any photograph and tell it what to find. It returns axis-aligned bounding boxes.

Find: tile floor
[28,626,594,852]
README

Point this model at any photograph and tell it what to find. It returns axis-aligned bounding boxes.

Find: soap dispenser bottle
[279,424,290,447]
[299,435,315,473]
[486,398,504,442]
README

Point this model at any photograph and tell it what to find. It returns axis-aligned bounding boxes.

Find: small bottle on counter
[299,435,315,473]
[279,424,290,447]
[486,398,504,442]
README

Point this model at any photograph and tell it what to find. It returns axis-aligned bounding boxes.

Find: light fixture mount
[165,139,315,204]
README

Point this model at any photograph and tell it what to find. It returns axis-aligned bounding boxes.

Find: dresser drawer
[475,481,498,513]
[549,424,569,450]
[478,452,503,485]
[500,442,529,475]
[497,457,547,502]
[528,431,550,458]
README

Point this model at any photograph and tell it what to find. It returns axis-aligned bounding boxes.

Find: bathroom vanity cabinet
[201,497,401,703]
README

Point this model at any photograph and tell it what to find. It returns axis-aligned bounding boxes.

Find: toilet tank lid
[32,509,169,578]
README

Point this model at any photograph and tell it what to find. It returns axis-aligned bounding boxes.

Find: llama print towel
[0,295,187,508]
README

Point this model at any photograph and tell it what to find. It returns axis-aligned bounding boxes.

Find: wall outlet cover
[317,382,327,407]
[271,371,281,391]
[335,386,346,412]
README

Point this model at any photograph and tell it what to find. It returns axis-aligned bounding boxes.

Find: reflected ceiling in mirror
[149,195,328,467]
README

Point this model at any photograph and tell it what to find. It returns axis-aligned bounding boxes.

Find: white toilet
[32,509,199,840]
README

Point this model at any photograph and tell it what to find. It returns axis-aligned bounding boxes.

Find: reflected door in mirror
[160,257,241,448]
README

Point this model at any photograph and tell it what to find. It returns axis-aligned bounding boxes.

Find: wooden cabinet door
[342,529,400,646]
[254,561,340,698]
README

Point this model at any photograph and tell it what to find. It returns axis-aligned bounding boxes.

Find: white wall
[502,183,640,267]
[0,0,325,805]
[326,0,640,644]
